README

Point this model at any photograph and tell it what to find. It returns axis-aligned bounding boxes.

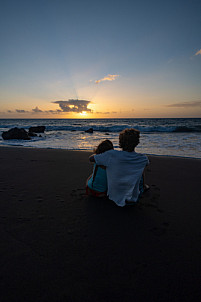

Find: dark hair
[94,139,113,154]
[119,128,140,152]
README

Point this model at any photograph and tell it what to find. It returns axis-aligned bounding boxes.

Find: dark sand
[0,147,201,302]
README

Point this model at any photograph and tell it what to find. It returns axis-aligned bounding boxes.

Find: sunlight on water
[0,119,201,158]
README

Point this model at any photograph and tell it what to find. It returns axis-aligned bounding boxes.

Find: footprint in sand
[71,188,87,200]
[139,185,161,210]
[151,221,170,236]
[151,227,167,236]
[36,197,44,202]
[56,195,65,202]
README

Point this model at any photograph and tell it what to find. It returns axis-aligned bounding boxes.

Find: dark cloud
[44,109,63,114]
[53,99,92,113]
[166,100,201,108]
[7,107,62,115]
[16,109,29,113]
[96,111,110,114]
[8,100,92,116]
[32,106,43,113]
[96,111,117,114]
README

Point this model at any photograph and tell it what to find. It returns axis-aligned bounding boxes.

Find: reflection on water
[1,131,200,158]
[0,119,201,158]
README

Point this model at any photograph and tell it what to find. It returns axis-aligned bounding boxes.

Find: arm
[89,154,95,162]
[89,149,112,165]
[143,162,150,191]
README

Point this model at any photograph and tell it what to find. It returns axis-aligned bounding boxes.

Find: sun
[79,111,87,116]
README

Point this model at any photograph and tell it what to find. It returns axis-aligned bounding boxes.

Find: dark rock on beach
[28,132,38,137]
[2,127,31,140]
[85,128,93,133]
[29,126,46,133]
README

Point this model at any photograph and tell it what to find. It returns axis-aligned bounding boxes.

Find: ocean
[0,118,201,159]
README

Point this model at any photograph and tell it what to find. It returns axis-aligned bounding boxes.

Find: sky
[0,0,201,118]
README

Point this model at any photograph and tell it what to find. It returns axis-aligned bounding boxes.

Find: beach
[0,146,201,302]
[1,118,201,158]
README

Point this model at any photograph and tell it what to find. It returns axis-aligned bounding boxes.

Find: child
[86,139,113,197]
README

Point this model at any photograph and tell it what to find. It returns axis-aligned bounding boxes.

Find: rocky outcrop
[85,128,93,133]
[29,126,46,133]
[2,127,30,140]
[28,131,37,137]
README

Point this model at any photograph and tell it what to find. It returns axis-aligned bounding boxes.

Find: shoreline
[0,145,201,160]
[1,117,200,159]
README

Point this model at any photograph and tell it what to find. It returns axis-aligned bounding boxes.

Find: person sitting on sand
[86,139,114,197]
[89,128,149,206]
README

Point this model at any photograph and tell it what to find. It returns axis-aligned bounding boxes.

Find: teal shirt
[87,164,107,192]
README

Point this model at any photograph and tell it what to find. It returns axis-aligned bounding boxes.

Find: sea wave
[45,125,201,133]
[0,118,201,134]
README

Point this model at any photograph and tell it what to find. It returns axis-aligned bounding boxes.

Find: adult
[89,128,149,207]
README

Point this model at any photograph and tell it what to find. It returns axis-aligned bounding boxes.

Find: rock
[85,128,93,133]
[28,132,37,137]
[2,127,30,140]
[29,126,45,133]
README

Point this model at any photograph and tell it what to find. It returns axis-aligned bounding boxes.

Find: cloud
[96,111,110,114]
[166,100,201,108]
[11,107,61,114]
[53,99,92,113]
[95,111,117,114]
[95,74,120,84]
[44,109,63,114]
[32,106,43,113]
[16,109,29,113]
[7,100,92,116]
[195,49,201,56]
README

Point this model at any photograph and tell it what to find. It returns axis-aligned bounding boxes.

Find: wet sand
[0,146,201,302]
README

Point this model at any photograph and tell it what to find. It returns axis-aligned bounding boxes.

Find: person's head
[94,139,114,154]
[119,128,140,152]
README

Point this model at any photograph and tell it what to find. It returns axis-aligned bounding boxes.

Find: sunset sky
[0,0,201,118]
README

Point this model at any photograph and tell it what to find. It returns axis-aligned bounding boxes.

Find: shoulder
[135,152,149,164]
[94,149,114,165]
[95,149,116,158]
[122,151,149,162]
[138,152,148,158]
